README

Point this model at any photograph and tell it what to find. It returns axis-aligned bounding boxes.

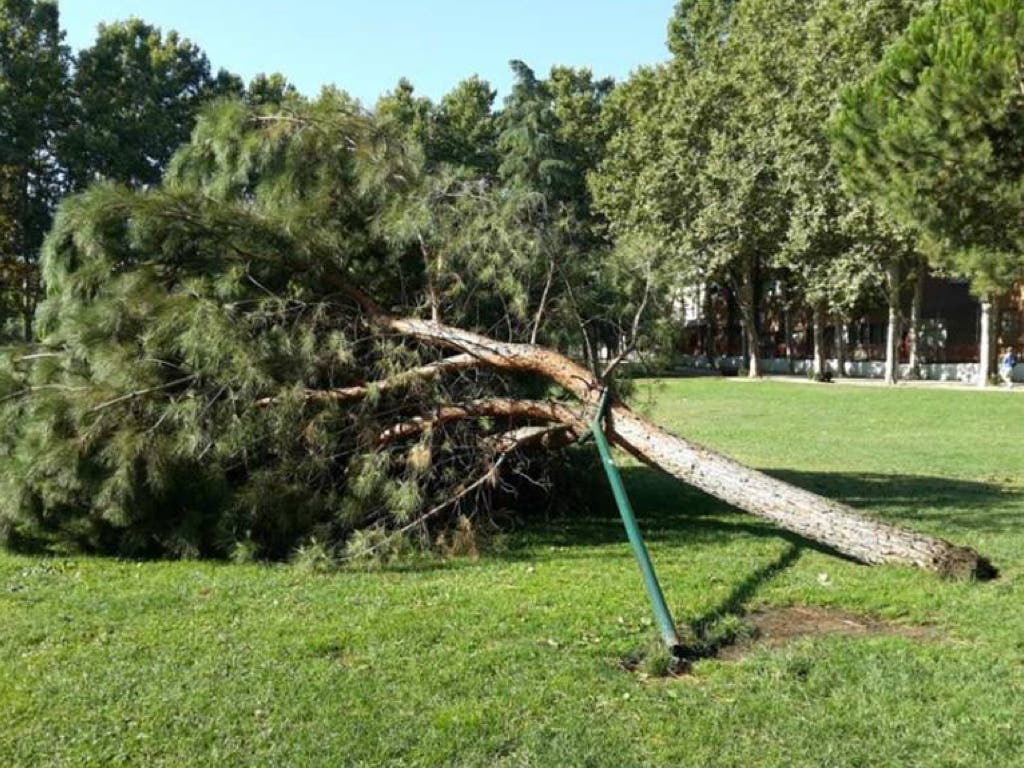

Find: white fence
[677,356,1024,384]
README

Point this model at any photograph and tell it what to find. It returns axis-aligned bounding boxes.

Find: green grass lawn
[3,380,1023,767]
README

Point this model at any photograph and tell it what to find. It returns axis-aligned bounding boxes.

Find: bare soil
[714,605,936,661]
[622,606,937,678]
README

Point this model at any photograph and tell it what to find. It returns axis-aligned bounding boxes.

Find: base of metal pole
[589,388,682,653]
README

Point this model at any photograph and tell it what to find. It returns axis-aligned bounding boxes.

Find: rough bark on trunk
[812,301,827,380]
[607,407,993,579]
[834,316,847,378]
[784,307,795,374]
[884,261,901,385]
[367,306,996,580]
[703,282,717,360]
[979,296,994,388]
[908,258,925,379]
[736,266,761,378]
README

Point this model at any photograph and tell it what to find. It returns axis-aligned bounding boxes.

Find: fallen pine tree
[0,95,995,579]
[350,295,995,579]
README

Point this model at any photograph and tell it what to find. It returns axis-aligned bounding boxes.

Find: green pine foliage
[0,79,664,561]
[0,94,499,559]
[832,0,1024,294]
[0,0,69,342]
[594,0,927,328]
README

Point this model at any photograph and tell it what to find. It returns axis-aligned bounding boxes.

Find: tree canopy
[831,0,1024,296]
[0,0,69,340]
[63,18,242,190]
[593,0,926,377]
[0,0,1018,564]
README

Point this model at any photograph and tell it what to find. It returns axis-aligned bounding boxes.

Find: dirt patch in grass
[623,606,937,677]
[712,605,936,662]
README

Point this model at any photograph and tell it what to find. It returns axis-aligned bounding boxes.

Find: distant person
[1000,347,1017,388]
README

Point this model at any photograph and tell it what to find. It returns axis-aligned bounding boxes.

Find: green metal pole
[590,389,681,652]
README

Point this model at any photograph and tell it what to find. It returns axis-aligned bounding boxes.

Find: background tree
[63,18,242,189]
[0,0,68,342]
[596,0,793,378]
[375,78,435,152]
[372,78,509,326]
[589,66,692,363]
[832,0,1024,385]
[497,61,644,365]
[666,0,736,64]
[433,76,498,173]
[596,0,927,381]
[244,72,299,107]
[772,0,925,383]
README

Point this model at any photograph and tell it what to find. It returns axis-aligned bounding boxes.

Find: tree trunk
[834,315,847,378]
[884,261,901,385]
[979,296,994,388]
[812,301,827,380]
[908,258,925,379]
[736,263,760,378]
[20,273,35,343]
[607,406,993,579]
[784,306,795,374]
[371,308,996,580]
[746,320,761,377]
[21,307,32,343]
[703,283,717,360]
[418,235,442,324]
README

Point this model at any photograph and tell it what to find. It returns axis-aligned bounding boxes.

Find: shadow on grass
[341,462,1017,578]
[769,469,1024,533]
[525,465,1023,554]
[620,544,806,670]
[680,543,804,663]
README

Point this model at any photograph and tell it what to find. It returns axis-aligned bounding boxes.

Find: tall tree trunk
[884,261,901,385]
[741,313,760,377]
[907,258,925,379]
[812,301,827,380]
[529,257,555,345]
[812,300,827,380]
[736,262,761,378]
[419,235,442,323]
[21,305,32,343]
[370,307,996,580]
[834,315,847,378]
[703,282,716,360]
[979,296,994,388]
[20,271,34,342]
[726,289,736,358]
[784,305,795,374]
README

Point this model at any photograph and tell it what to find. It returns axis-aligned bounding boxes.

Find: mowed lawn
[2,380,1023,768]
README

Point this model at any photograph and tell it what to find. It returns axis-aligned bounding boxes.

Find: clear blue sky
[59,1,677,106]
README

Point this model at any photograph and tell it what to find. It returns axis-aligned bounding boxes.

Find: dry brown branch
[488,424,576,453]
[377,398,587,445]
[255,354,480,407]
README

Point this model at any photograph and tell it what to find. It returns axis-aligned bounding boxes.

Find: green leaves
[832,0,1024,295]
[63,18,242,190]
[0,0,69,341]
[0,83,625,560]
[596,0,927,333]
